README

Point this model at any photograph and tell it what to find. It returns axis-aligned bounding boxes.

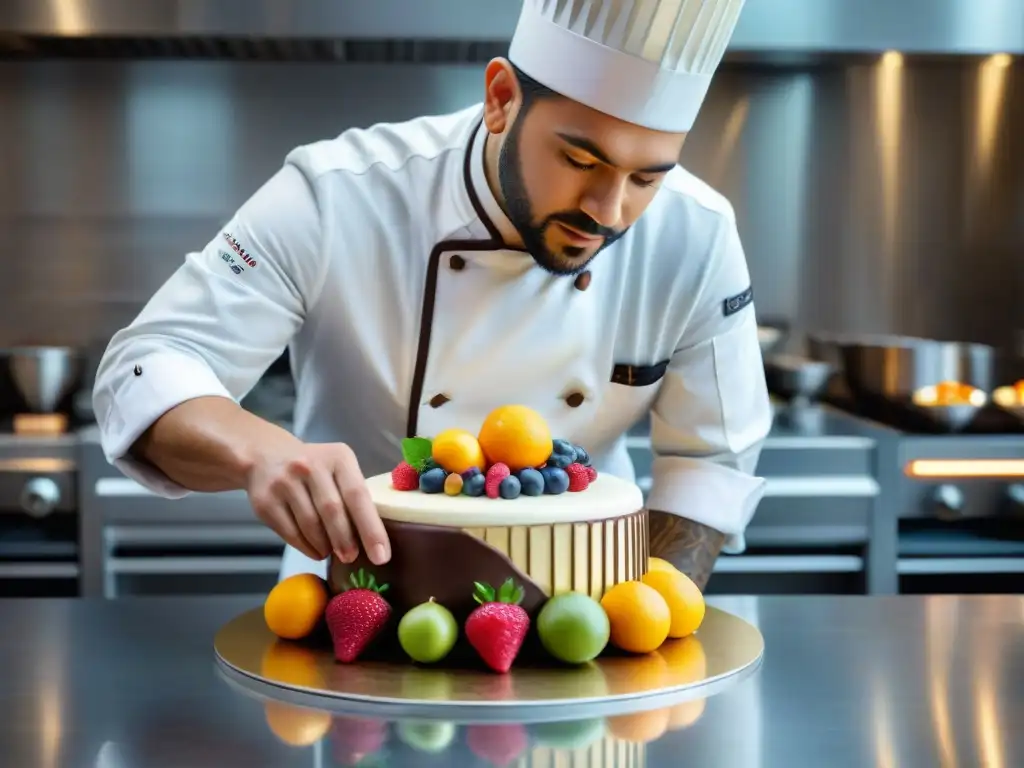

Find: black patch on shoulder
[611,360,670,387]
[723,286,753,317]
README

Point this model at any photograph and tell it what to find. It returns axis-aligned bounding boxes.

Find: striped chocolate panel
[463,509,648,600]
[522,739,646,767]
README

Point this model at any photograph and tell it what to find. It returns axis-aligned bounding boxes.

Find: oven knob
[20,477,61,518]
[1008,484,1024,511]
[931,484,964,520]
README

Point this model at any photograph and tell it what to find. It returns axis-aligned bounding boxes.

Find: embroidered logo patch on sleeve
[723,286,753,317]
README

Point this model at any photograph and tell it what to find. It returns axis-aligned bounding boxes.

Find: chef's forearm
[647,509,725,590]
[131,396,298,493]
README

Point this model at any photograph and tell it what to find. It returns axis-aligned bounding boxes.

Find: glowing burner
[13,413,68,437]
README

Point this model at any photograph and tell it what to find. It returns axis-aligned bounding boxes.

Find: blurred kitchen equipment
[840,338,995,431]
[756,317,789,357]
[758,325,784,357]
[7,347,82,414]
[992,381,1024,424]
[765,354,835,408]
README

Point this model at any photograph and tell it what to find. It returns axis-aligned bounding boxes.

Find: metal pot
[840,338,995,399]
[6,346,83,413]
[839,337,995,431]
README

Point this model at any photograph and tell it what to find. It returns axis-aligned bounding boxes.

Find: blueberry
[546,452,573,469]
[552,439,577,462]
[462,473,486,497]
[422,457,441,472]
[419,467,447,494]
[499,475,522,499]
[574,446,591,467]
[461,466,482,480]
[540,467,570,495]
[518,468,545,496]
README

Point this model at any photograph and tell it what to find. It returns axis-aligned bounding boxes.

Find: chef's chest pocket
[589,360,669,440]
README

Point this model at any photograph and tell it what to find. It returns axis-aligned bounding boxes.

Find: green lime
[397,720,457,753]
[398,598,458,664]
[537,592,610,664]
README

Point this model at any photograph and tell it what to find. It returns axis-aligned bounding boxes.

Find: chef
[91,0,771,590]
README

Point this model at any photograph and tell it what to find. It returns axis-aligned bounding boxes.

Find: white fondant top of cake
[366,472,644,527]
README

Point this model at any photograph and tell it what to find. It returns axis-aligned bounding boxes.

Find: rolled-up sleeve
[645,211,772,553]
[92,161,327,496]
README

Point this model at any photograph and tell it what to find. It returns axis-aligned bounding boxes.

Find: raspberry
[586,466,598,482]
[565,463,590,492]
[391,461,419,491]
[485,463,511,498]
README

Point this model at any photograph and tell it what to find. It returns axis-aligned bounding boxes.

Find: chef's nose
[579,176,626,230]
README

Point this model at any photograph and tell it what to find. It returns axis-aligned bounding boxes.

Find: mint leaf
[401,437,433,471]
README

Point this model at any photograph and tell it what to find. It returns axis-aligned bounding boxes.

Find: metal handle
[931,484,964,520]
[20,477,61,518]
[0,562,79,579]
[105,525,281,548]
[712,555,863,573]
[107,556,283,575]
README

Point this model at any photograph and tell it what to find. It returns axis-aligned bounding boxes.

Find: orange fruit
[647,556,677,574]
[642,569,706,638]
[263,573,329,640]
[431,428,486,474]
[607,708,671,744]
[599,581,671,654]
[264,701,331,746]
[477,405,553,472]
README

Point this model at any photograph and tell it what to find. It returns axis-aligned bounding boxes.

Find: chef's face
[484,61,686,275]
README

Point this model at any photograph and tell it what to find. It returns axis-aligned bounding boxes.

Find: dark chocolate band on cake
[328,520,549,621]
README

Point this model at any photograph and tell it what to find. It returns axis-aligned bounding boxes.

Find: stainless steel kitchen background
[1,52,1022,355]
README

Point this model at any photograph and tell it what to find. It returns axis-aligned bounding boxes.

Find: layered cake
[263,405,706,676]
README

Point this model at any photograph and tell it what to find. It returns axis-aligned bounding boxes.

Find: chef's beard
[498,115,626,276]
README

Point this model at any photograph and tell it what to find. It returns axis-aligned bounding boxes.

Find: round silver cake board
[214,605,764,724]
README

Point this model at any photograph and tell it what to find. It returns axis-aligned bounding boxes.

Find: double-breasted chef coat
[92,105,773,582]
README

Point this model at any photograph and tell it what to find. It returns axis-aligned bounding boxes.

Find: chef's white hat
[508,0,746,133]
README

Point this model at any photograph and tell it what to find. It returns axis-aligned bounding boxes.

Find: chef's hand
[244,441,391,566]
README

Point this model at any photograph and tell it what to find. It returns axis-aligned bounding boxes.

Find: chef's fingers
[333,446,391,566]
[276,470,332,560]
[256,500,321,561]
[306,462,359,563]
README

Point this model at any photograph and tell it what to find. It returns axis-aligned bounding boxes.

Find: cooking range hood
[1,0,1022,61]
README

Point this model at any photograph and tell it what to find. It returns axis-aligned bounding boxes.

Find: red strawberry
[485,463,511,499]
[586,465,598,482]
[325,568,391,663]
[391,461,419,491]
[331,716,387,765]
[465,579,529,673]
[467,723,528,767]
[565,462,590,492]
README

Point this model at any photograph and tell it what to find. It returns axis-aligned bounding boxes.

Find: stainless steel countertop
[1,595,1019,767]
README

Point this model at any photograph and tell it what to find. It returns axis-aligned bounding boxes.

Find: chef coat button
[574,271,592,291]
[133,365,142,376]
[449,255,466,271]
[565,392,585,408]
[429,394,450,408]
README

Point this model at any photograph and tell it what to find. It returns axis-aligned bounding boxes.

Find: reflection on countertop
[0,594,1019,768]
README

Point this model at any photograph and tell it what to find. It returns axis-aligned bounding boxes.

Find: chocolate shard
[328,521,549,623]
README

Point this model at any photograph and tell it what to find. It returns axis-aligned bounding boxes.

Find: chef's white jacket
[92,104,772,580]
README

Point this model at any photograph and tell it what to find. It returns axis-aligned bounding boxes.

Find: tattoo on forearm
[647,509,725,590]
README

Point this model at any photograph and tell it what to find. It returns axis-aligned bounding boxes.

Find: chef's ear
[482,58,519,133]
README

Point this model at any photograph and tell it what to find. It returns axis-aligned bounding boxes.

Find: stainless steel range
[804,335,1024,594]
[0,347,85,597]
